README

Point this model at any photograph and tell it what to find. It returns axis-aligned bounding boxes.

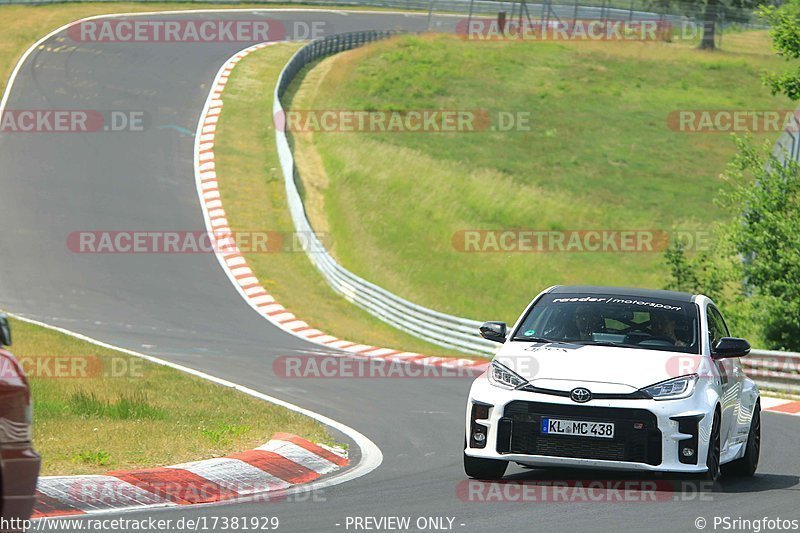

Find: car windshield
[513,293,700,354]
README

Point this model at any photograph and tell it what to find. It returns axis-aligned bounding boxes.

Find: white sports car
[464,286,761,481]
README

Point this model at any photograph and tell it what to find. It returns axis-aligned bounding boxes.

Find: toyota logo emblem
[570,388,592,403]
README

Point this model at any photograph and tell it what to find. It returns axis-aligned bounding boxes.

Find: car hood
[493,342,698,393]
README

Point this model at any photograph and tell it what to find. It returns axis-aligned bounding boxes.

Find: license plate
[541,418,615,439]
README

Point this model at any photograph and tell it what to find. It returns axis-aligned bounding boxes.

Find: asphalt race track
[1,10,799,532]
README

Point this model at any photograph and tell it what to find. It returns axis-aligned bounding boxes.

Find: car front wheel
[703,410,722,482]
[722,402,760,477]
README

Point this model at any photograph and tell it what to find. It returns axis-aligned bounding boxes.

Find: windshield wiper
[572,340,639,348]
[512,336,571,344]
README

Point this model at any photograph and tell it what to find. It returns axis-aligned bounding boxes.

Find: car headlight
[488,360,527,389]
[640,374,699,400]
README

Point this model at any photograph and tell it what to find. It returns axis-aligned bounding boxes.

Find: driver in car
[574,305,604,341]
[650,311,686,346]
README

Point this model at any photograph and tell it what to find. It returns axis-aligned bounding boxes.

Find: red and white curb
[33,433,347,518]
[194,43,490,376]
[761,396,800,416]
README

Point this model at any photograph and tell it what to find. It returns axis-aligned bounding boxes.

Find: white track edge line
[0,6,461,118]
[0,7,484,366]
[7,312,381,519]
[0,10,388,518]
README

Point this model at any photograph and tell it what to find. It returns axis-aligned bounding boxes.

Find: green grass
[288,32,794,326]
[212,42,471,358]
[8,317,333,475]
[66,390,167,420]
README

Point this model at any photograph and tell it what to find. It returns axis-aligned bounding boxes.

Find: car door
[707,305,738,451]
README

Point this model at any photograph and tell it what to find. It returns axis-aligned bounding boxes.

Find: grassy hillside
[212,43,469,357]
[290,31,792,325]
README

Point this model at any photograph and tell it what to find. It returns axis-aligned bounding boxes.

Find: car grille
[498,401,662,466]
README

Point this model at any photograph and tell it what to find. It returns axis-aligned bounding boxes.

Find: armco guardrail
[772,112,800,166]
[274,31,498,356]
[274,31,800,396]
[744,350,800,396]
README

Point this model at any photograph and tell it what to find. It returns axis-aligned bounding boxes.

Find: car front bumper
[465,372,716,473]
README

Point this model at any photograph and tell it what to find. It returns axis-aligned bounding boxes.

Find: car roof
[547,285,696,303]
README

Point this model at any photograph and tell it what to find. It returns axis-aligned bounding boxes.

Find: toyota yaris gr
[464,286,760,481]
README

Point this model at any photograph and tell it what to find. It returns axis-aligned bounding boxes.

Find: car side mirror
[712,337,750,359]
[479,321,507,343]
[0,314,11,347]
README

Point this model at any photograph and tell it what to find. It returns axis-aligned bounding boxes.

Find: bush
[664,137,800,350]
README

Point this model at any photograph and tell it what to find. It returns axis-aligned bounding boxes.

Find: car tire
[722,402,760,477]
[463,438,507,480]
[703,410,722,482]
